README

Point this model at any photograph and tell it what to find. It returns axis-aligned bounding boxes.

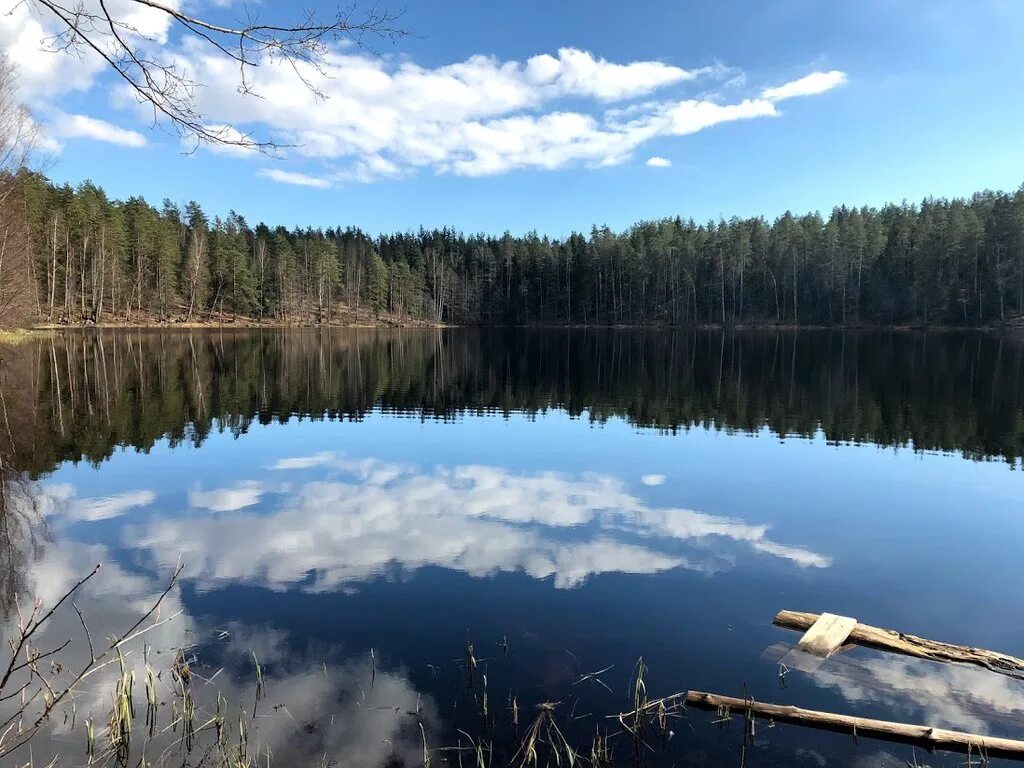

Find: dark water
[2,329,1023,768]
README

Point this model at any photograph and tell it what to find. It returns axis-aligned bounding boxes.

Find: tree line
[4,170,1024,328]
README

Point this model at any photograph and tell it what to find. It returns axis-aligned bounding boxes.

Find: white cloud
[0,4,105,102]
[751,539,831,568]
[258,168,331,188]
[0,4,844,179]
[199,124,262,157]
[645,157,671,168]
[272,452,337,470]
[808,651,1024,733]
[176,51,841,180]
[134,456,830,593]
[663,97,778,135]
[522,48,697,101]
[641,473,667,484]
[762,70,847,102]
[0,0,176,103]
[67,489,155,521]
[189,481,264,512]
[49,112,147,147]
[147,37,842,181]
[0,0,168,150]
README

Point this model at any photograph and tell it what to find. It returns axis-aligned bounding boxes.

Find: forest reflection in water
[3,327,1022,473]
[0,328,1021,768]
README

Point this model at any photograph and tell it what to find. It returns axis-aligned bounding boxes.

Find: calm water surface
[2,329,1023,768]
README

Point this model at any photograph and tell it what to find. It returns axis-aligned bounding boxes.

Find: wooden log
[794,612,857,658]
[761,642,1024,732]
[774,610,1024,679]
[686,691,1024,759]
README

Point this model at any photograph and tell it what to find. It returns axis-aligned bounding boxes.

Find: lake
[2,328,1023,768]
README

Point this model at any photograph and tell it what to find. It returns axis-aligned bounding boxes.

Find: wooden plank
[774,610,1024,679]
[794,612,857,658]
[686,691,1024,760]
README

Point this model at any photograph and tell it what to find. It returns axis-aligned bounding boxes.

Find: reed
[589,725,612,768]
[464,640,477,690]
[251,651,265,716]
[512,702,577,768]
[107,650,134,765]
[419,721,431,768]
[508,692,519,731]
[8,578,983,768]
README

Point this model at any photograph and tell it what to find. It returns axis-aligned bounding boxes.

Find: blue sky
[4,0,1024,235]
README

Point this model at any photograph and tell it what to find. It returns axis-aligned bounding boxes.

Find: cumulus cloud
[49,112,147,147]
[131,455,829,592]
[641,473,667,484]
[0,0,175,102]
[0,5,845,178]
[645,157,671,168]
[189,481,265,512]
[173,49,842,182]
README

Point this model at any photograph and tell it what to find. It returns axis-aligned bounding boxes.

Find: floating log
[686,691,1024,759]
[774,610,1024,679]
[793,612,857,658]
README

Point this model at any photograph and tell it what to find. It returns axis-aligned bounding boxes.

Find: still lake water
[3,329,1024,768]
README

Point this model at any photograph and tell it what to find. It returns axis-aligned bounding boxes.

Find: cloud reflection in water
[122,453,829,592]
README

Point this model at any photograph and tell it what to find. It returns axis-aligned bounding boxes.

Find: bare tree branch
[20,0,408,152]
[0,560,185,760]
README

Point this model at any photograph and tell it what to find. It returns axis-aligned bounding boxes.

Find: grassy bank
[0,328,48,345]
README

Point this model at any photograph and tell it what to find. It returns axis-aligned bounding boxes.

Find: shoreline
[12,320,1022,334]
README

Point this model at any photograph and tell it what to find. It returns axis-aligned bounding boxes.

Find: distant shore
[14,318,1023,334]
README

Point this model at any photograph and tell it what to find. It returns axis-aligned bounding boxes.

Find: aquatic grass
[589,725,613,768]
[713,703,731,725]
[369,647,376,691]
[12,618,985,768]
[84,716,94,760]
[512,702,578,768]
[630,657,648,717]
[419,721,431,768]
[456,729,491,768]
[107,649,135,765]
[251,650,265,716]
[236,706,248,766]
[464,640,477,690]
[145,664,158,737]
[572,665,614,695]
[0,329,44,346]
[480,670,490,735]
[9,564,994,768]
[182,687,196,752]
[612,664,690,757]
